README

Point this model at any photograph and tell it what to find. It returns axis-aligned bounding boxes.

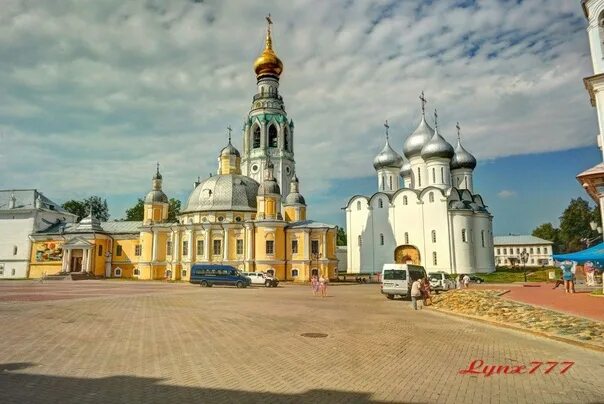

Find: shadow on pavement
[0,363,386,404]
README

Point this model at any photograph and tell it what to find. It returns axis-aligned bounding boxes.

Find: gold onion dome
[254,16,283,78]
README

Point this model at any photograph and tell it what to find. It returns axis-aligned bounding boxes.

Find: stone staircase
[43,273,71,281]
[70,272,98,281]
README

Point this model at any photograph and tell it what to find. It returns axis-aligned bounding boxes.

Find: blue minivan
[190,264,251,288]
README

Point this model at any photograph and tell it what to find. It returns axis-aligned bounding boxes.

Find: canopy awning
[553,242,604,267]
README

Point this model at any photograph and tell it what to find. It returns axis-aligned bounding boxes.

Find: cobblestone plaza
[0,281,603,403]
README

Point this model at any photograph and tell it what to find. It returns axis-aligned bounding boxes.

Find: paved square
[0,280,603,403]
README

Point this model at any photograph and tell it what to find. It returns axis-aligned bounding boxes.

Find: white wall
[0,216,34,278]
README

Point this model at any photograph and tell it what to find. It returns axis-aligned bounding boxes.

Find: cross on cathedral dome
[253,14,283,79]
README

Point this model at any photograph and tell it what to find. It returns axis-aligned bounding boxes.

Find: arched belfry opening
[268,125,278,148]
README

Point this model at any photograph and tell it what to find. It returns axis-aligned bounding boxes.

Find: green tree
[62,196,109,222]
[336,227,347,246]
[168,198,181,222]
[559,198,599,252]
[532,222,561,252]
[125,199,144,221]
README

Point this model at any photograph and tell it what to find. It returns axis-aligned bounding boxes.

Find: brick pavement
[0,281,603,403]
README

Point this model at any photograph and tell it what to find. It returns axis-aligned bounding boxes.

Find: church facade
[28,19,338,282]
[345,103,495,274]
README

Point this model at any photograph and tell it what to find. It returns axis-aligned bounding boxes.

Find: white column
[66,249,72,272]
[80,249,86,273]
[152,230,158,262]
[204,228,210,261]
[223,227,229,261]
[304,230,310,260]
[62,249,68,272]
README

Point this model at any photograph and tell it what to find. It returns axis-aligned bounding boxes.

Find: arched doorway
[311,268,318,277]
[394,245,421,265]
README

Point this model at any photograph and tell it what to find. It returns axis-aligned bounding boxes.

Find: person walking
[311,275,319,296]
[319,275,328,297]
[456,275,462,289]
[410,278,422,310]
[421,277,432,306]
[561,261,575,294]
[462,274,470,289]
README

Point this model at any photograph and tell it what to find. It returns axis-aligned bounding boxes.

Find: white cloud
[0,0,595,218]
[497,190,517,199]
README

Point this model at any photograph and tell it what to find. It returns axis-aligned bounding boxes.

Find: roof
[0,189,73,215]
[34,221,142,235]
[287,220,337,230]
[493,235,553,246]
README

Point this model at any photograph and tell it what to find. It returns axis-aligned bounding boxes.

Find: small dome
[183,175,259,212]
[145,190,168,204]
[399,160,411,178]
[220,141,240,157]
[77,213,103,231]
[451,139,477,170]
[421,129,454,160]
[403,116,434,159]
[285,193,306,205]
[258,179,281,195]
[373,138,404,170]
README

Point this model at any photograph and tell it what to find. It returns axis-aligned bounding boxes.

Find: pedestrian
[462,274,470,289]
[456,275,462,289]
[319,275,328,297]
[561,261,575,294]
[410,277,422,310]
[311,275,319,296]
[421,277,432,306]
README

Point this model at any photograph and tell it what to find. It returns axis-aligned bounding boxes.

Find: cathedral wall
[392,190,424,256]
[451,212,474,273]
[473,214,495,273]
[369,194,395,274]
[346,197,371,273]
[409,156,427,190]
[420,190,452,272]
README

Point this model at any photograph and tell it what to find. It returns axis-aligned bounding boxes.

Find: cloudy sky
[0,0,599,234]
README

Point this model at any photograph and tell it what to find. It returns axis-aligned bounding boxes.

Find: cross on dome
[419,91,427,117]
[456,122,461,140]
[434,109,438,130]
[384,120,390,140]
[227,125,232,143]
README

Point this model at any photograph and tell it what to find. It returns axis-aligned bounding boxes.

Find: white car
[428,272,455,292]
[241,272,279,287]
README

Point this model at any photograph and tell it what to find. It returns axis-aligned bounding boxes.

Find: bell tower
[242,15,295,199]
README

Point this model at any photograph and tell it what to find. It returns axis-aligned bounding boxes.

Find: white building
[493,235,554,267]
[345,103,495,275]
[0,190,76,278]
[579,1,604,231]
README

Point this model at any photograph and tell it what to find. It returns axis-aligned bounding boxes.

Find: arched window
[13,246,17,255]
[380,233,384,245]
[291,268,299,277]
[417,168,422,187]
[441,167,444,184]
[114,267,122,277]
[389,176,393,190]
[431,230,436,243]
[357,201,361,210]
[432,252,437,266]
[358,235,362,246]
[253,126,261,148]
[381,175,385,190]
[378,199,383,208]
[432,168,436,184]
[284,127,289,151]
[404,232,409,244]
[429,192,434,203]
[462,229,467,243]
[268,125,278,148]
[403,196,408,205]
[481,230,485,247]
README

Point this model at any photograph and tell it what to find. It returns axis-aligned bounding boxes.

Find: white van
[381,264,427,300]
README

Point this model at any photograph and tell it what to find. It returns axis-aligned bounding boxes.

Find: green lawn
[476,266,561,283]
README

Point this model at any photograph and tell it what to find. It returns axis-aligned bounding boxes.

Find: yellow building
[28,18,338,282]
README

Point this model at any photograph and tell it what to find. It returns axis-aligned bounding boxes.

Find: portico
[62,237,94,273]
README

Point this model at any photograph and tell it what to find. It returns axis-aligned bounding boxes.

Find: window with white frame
[417,168,421,187]
[379,233,384,245]
[197,240,204,256]
[432,252,437,265]
[431,230,436,243]
[11,268,15,276]
[182,269,187,277]
[135,245,142,256]
[292,239,298,254]
[404,232,409,244]
[166,241,173,255]
[0,264,4,276]
[481,230,485,248]
[429,192,434,203]
[462,229,467,243]
[537,247,541,254]
[403,196,408,205]
[114,267,122,277]
[13,246,17,255]
[311,240,320,254]
[378,199,383,208]
[213,240,221,255]
[357,201,361,210]
[182,241,188,256]
[358,235,362,246]
[266,240,274,255]
[497,248,500,255]
[133,268,140,276]
[291,268,299,277]
[236,239,244,255]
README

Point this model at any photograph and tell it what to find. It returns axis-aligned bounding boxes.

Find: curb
[427,306,604,353]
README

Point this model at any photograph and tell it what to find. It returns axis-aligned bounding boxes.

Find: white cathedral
[345,98,495,275]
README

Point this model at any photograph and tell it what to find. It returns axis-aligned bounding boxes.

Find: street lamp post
[520,249,529,283]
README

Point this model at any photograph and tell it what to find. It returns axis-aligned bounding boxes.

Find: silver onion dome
[451,139,477,170]
[183,174,259,212]
[373,138,404,170]
[399,159,411,178]
[421,128,454,160]
[284,173,306,205]
[219,141,240,157]
[403,116,434,159]
[145,190,168,204]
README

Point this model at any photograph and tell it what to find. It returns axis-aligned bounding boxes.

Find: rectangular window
[544,247,548,254]
[0,264,4,276]
[503,248,507,254]
[516,248,520,254]
[530,247,534,254]
[311,240,319,254]
[236,239,244,255]
[497,248,500,255]
[537,247,541,254]
[98,245,103,257]
[167,241,173,255]
[197,240,204,256]
[266,240,274,255]
[213,240,221,255]
[432,252,437,265]
[135,245,142,256]
[292,240,298,254]
[481,231,485,248]
[116,245,123,257]
[182,241,189,256]
[462,229,467,243]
